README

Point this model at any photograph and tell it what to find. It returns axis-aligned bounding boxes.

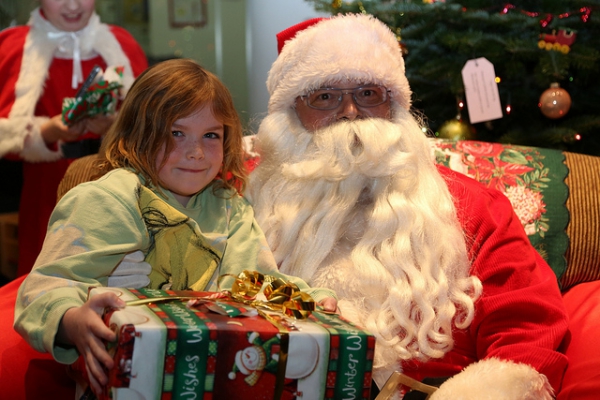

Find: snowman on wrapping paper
[228,331,320,387]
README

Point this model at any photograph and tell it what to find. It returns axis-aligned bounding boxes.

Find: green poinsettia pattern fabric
[431,139,569,283]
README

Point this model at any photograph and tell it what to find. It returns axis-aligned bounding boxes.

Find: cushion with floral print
[430,138,569,284]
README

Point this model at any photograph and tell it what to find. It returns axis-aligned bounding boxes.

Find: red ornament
[540,13,553,28]
[580,7,592,22]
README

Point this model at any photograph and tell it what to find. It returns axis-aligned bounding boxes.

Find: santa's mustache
[282,118,411,181]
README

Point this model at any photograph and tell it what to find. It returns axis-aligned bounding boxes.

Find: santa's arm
[443,177,568,398]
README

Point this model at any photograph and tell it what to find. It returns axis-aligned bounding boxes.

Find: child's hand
[41,114,86,144]
[58,292,125,395]
[84,114,115,135]
[318,297,339,313]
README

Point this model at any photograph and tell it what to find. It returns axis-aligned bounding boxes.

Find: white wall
[146,0,249,123]
[144,0,329,128]
[246,0,329,128]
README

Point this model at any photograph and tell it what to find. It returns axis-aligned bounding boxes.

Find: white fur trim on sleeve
[430,358,553,400]
[18,116,62,162]
[1,116,61,161]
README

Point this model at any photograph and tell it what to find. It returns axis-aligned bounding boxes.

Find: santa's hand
[107,250,151,288]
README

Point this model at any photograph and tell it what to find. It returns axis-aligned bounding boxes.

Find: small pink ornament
[539,83,571,119]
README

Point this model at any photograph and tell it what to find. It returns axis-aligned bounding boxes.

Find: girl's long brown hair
[98,58,247,194]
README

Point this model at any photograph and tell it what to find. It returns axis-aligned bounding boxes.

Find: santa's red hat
[266,14,412,114]
[276,17,325,54]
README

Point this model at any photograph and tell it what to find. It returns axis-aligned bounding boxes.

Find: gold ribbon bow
[125,270,316,320]
[226,270,315,319]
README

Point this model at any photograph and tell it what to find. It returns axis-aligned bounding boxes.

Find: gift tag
[461,58,503,124]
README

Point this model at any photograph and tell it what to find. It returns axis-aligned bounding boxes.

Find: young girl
[0,0,148,277]
[14,59,337,396]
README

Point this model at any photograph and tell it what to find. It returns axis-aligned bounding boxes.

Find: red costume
[0,8,147,276]
[401,166,568,391]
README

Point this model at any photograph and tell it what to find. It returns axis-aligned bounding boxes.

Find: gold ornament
[539,83,571,119]
[436,119,476,141]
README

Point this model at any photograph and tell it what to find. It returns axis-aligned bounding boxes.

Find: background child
[0,0,148,277]
[14,58,337,396]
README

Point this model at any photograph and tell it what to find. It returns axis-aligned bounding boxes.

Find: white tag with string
[461,58,503,124]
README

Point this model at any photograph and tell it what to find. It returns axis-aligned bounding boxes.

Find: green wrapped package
[62,66,124,126]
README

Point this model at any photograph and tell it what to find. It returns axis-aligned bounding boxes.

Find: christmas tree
[305,0,600,155]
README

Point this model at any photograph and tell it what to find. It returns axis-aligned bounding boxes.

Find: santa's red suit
[0,8,148,276]
[246,142,568,398]
[401,166,568,393]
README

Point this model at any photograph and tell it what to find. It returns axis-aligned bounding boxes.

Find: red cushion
[557,280,600,399]
[0,276,75,398]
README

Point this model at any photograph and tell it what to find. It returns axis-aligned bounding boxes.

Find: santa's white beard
[248,109,482,387]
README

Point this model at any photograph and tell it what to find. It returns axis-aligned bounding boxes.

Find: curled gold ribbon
[230,270,265,298]
[128,271,316,319]
[225,270,315,319]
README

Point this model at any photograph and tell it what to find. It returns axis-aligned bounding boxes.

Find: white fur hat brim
[267,14,412,113]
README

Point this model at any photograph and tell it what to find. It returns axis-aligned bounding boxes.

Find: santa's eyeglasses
[300,85,391,110]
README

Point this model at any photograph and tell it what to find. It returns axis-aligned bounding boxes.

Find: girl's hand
[318,297,339,313]
[58,292,125,395]
[85,114,115,136]
[41,114,86,144]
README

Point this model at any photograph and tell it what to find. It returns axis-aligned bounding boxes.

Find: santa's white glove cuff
[107,250,151,288]
[430,358,553,400]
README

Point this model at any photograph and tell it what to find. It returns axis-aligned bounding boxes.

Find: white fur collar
[30,7,101,60]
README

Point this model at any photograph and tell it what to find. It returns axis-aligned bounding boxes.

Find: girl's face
[156,106,224,207]
[41,0,96,32]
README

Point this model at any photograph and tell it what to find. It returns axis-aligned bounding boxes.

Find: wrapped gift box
[89,287,375,400]
[61,66,124,126]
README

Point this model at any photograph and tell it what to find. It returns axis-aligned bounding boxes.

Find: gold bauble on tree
[436,118,476,141]
[539,83,572,119]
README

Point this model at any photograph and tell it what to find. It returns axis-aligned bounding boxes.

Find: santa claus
[247,14,568,399]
